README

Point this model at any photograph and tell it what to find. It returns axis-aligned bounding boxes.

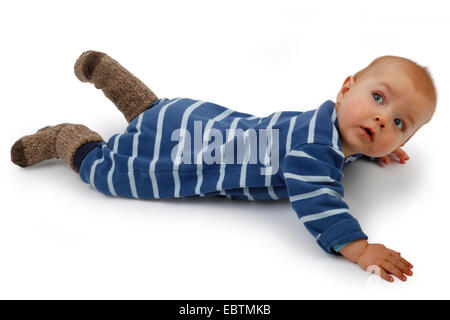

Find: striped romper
[79,98,368,254]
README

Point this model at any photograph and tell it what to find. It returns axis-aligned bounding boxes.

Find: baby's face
[335,64,435,157]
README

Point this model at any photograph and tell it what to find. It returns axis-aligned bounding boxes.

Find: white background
[1,0,449,299]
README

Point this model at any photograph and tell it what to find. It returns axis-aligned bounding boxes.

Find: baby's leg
[11,124,104,172]
[74,51,158,123]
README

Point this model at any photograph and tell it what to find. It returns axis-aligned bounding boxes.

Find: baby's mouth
[360,126,375,143]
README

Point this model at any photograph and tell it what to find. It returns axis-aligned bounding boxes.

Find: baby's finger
[381,261,407,281]
[402,151,410,160]
[395,153,407,163]
[370,265,393,282]
[378,156,390,165]
[394,149,409,163]
[387,249,414,269]
[387,249,400,255]
[399,256,414,269]
[388,255,411,276]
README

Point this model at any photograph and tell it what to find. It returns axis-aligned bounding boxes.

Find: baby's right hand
[357,243,414,282]
[378,147,410,165]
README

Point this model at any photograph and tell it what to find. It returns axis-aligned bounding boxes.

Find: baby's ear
[336,76,355,103]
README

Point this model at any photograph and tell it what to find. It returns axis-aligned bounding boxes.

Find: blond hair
[353,55,437,107]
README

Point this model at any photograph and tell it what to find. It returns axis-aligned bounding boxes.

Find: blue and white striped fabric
[79,98,368,254]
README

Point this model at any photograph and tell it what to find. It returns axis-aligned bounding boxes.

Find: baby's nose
[375,116,386,129]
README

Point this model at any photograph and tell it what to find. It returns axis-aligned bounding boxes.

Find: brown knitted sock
[74,50,158,123]
[11,124,69,168]
[11,124,104,172]
[55,124,104,172]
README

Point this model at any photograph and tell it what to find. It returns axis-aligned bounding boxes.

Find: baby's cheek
[341,102,365,121]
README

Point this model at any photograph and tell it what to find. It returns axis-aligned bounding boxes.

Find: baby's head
[334,56,437,157]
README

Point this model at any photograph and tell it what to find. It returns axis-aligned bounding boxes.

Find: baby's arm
[281,144,368,253]
[282,143,413,283]
[339,239,414,282]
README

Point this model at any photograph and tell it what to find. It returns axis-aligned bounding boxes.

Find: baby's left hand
[378,147,410,166]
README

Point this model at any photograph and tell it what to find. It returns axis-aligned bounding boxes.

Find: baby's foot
[11,124,104,172]
[73,50,158,123]
[74,50,106,83]
[11,124,68,167]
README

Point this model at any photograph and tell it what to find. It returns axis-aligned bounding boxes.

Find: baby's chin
[342,134,393,158]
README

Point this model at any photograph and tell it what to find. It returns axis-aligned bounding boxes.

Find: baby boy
[11,51,437,282]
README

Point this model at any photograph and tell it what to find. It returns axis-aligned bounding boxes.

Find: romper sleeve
[343,154,378,167]
[280,143,368,255]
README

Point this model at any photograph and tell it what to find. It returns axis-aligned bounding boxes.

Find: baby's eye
[373,93,384,104]
[394,118,403,130]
